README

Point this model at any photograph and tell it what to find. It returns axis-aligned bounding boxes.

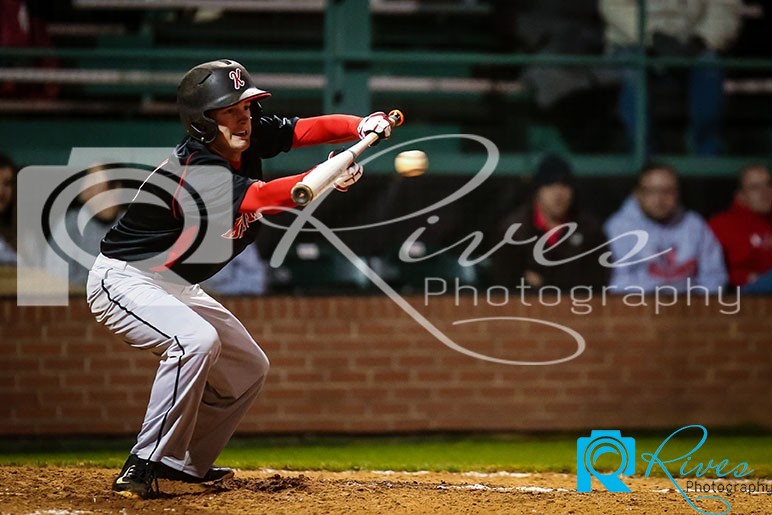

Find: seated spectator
[515,0,610,109]
[0,152,17,265]
[709,164,772,292]
[491,154,608,290]
[201,243,268,296]
[0,0,60,99]
[45,165,123,288]
[604,163,727,292]
[599,0,743,155]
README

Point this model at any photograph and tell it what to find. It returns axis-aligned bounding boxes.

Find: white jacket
[604,196,728,292]
[600,0,743,51]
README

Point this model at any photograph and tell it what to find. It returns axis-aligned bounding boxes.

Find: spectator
[599,0,743,155]
[515,0,613,108]
[0,0,60,99]
[491,154,608,290]
[486,0,617,153]
[709,164,772,291]
[45,165,123,288]
[0,152,17,265]
[604,163,727,292]
[201,243,268,296]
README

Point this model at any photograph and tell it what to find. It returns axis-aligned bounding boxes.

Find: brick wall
[1,295,771,435]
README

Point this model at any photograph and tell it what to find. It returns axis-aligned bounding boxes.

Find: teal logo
[577,430,636,492]
[577,425,755,515]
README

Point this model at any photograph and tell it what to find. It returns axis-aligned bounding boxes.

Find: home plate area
[1,467,771,514]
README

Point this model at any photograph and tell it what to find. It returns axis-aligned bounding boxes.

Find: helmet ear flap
[191,114,218,143]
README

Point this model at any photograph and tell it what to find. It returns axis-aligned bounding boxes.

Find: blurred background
[1,0,770,437]
[2,0,771,295]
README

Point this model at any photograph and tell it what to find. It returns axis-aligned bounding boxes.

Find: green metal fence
[1,0,770,175]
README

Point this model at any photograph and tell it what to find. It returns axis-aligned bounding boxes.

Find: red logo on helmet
[228,69,245,90]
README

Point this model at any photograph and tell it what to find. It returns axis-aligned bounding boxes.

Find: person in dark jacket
[491,154,608,290]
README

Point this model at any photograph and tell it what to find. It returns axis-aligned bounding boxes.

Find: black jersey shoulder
[251,114,299,160]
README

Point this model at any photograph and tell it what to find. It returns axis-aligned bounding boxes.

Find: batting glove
[333,159,364,192]
[357,111,392,144]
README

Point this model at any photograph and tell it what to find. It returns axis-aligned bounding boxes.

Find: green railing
[1,0,771,175]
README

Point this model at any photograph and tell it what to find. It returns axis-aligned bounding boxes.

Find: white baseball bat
[291,109,404,206]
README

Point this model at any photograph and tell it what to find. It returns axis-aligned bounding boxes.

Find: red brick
[368,403,409,415]
[456,370,496,382]
[54,325,91,340]
[328,404,367,416]
[0,375,15,389]
[414,370,454,382]
[16,341,62,355]
[44,390,85,404]
[1,296,771,434]
[311,356,350,369]
[102,406,147,420]
[478,387,519,399]
[63,374,107,387]
[396,355,438,368]
[40,357,87,373]
[58,406,105,420]
[85,390,130,404]
[326,370,369,384]
[521,385,561,398]
[282,371,326,383]
[16,373,61,389]
[66,341,110,354]
[434,387,476,400]
[355,321,399,335]
[265,389,307,401]
[353,355,395,368]
[5,325,44,341]
[372,371,411,382]
[14,404,56,420]
[0,357,39,372]
[269,356,307,369]
[107,373,149,386]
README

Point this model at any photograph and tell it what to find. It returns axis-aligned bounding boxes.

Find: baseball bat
[291,109,404,206]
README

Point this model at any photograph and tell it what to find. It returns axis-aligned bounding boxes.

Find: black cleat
[112,454,159,499]
[155,462,235,484]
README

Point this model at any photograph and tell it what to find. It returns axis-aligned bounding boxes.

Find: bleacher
[3,1,771,169]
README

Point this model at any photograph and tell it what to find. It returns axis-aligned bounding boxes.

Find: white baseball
[394,150,428,177]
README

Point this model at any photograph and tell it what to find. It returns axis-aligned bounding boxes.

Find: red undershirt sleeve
[238,171,311,214]
[291,115,362,148]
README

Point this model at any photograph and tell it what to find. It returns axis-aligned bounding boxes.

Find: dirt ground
[1,466,771,514]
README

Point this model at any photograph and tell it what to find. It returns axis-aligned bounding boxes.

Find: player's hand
[357,111,392,145]
[332,156,364,192]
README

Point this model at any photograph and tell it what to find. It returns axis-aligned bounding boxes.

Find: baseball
[394,150,428,177]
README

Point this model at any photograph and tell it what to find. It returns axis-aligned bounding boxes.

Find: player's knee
[185,324,222,359]
[255,353,270,378]
[244,348,269,390]
[202,328,223,360]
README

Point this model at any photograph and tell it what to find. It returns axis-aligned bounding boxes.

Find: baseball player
[86,59,392,499]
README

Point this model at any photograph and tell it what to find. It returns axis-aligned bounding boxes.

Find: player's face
[536,183,573,222]
[209,100,252,160]
[636,169,680,222]
[738,167,772,215]
[0,166,14,215]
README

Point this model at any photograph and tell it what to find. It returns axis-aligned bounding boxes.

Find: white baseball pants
[86,254,269,478]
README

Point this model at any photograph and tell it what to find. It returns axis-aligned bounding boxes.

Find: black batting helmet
[177,59,271,143]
